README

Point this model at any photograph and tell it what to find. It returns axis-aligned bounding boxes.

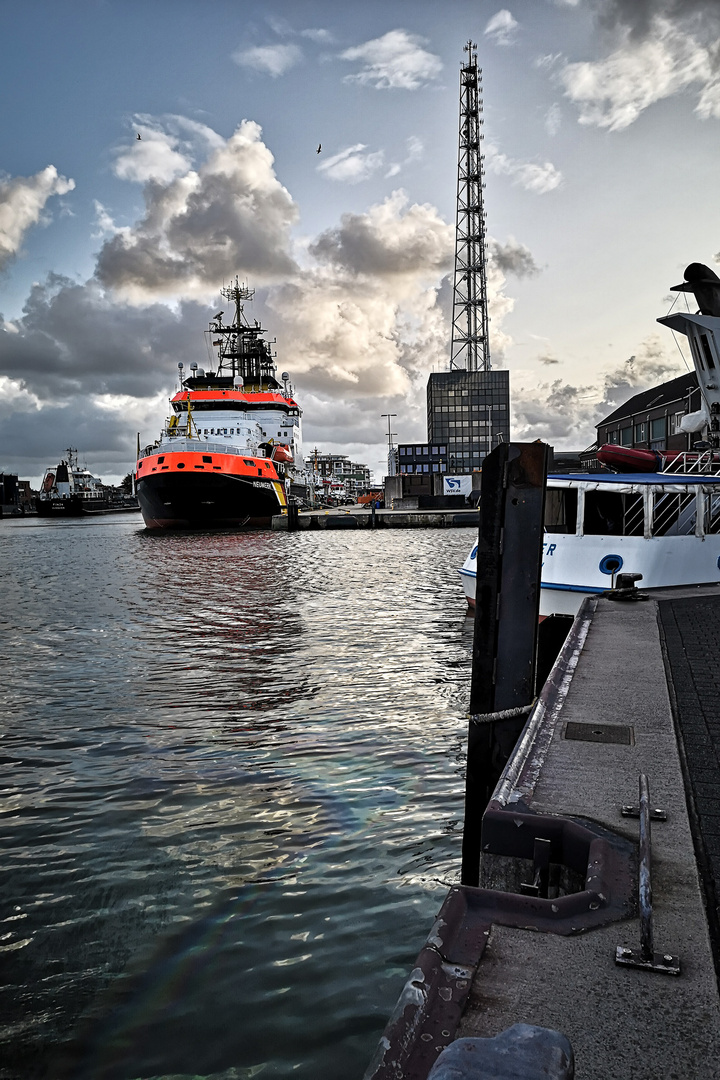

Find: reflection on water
[0,516,476,1079]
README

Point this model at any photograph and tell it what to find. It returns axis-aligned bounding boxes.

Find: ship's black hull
[35,496,111,516]
[137,471,285,529]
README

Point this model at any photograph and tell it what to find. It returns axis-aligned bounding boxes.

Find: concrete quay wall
[367,589,720,1080]
[272,508,479,530]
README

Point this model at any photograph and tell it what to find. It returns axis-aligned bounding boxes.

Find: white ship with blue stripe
[459,262,720,617]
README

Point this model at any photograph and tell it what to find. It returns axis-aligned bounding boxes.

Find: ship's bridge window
[583,490,644,536]
[544,487,578,533]
[652,490,697,536]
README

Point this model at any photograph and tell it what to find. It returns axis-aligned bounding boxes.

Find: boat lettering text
[543,542,557,556]
[253,481,273,490]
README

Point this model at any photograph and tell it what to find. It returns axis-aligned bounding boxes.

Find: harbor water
[0,517,476,1080]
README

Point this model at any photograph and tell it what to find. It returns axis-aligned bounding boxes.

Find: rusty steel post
[461,441,550,886]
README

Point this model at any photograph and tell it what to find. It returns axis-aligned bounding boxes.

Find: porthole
[177,462,186,469]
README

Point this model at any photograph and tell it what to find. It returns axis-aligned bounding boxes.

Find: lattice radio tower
[450,41,490,372]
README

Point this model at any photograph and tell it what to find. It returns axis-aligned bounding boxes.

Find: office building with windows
[427,369,510,474]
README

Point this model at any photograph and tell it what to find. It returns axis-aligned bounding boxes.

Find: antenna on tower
[450,40,490,372]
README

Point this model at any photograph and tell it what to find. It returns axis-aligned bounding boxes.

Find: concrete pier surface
[366,585,720,1080]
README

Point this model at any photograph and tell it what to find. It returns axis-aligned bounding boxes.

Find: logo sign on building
[443,475,473,497]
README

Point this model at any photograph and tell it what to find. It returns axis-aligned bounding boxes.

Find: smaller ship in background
[35,448,139,516]
[136,280,310,529]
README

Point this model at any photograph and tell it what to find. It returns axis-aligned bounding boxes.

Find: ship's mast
[450,40,490,372]
[208,279,278,387]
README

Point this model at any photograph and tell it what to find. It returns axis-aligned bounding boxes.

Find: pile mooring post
[461,441,551,886]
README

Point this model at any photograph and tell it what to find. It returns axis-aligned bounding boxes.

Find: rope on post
[469,703,534,725]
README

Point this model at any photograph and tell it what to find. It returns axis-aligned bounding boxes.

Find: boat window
[202,455,212,463]
[584,491,644,536]
[544,487,578,533]
[652,491,697,536]
[707,495,720,534]
[700,333,716,369]
[157,456,165,464]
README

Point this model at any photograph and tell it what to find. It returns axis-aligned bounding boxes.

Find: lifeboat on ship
[597,444,663,472]
[597,443,720,473]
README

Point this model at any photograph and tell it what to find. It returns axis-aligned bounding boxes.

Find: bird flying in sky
[136,133,141,140]
[316,143,321,154]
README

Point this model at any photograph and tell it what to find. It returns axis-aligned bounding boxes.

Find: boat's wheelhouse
[544,474,720,540]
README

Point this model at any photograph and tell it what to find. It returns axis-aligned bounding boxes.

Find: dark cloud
[594,0,720,39]
[489,238,541,278]
[2,275,214,399]
[309,191,452,277]
[511,338,686,447]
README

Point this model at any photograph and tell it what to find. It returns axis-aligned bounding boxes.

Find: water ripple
[0,517,475,1079]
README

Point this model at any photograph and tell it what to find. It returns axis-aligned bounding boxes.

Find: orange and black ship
[136,282,309,529]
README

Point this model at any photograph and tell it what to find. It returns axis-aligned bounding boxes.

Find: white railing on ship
[139,437,253,459]
[662,450,720,476]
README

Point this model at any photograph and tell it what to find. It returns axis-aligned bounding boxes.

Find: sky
[2,0,720,487]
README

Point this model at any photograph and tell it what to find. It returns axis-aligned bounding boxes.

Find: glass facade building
[427,370,510,472]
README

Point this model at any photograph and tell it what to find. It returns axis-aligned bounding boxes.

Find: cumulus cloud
[114,128,191,185]
[232,42,303,77]
[511,335,686,447]
[0,165,75,272]
[0,118,532,484]
[340,30,443,90]
[484,10,519,47]
[484,143,563,194]
[95,119,299,302]
[263,190,454,398]
[560,4,720,130]
[317,144,385,185]
[112,116,225,186]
